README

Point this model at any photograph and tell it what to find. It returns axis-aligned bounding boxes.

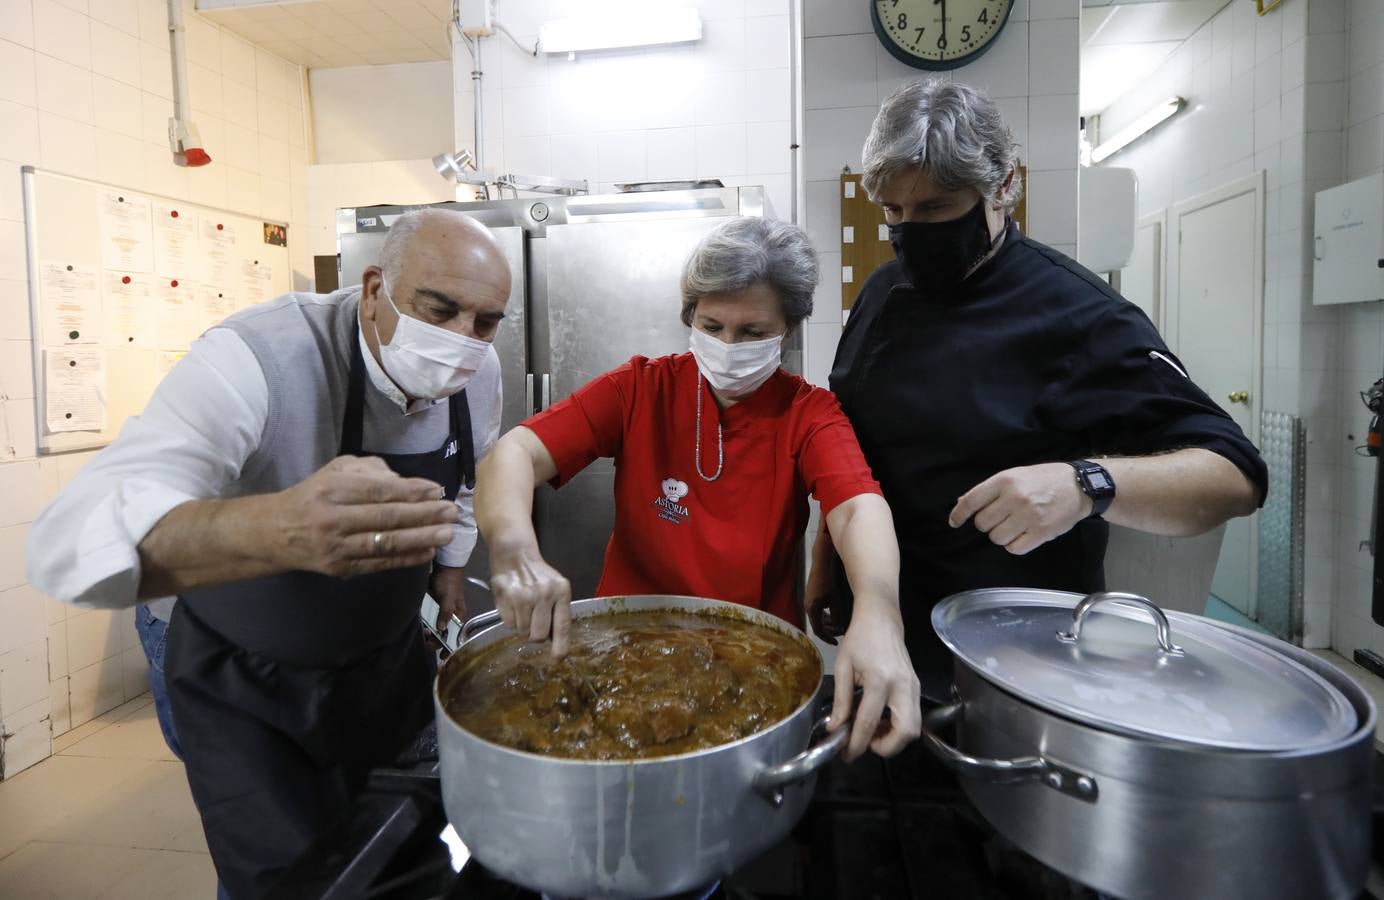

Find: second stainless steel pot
[433,595,844,899]
[921,589,1376,900]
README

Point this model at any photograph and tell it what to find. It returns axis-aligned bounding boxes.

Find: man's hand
[489,545,573,658]
[948,462,1091,556]
[272,456,458,577]
[429,564,467,629]
[828,604,921,761]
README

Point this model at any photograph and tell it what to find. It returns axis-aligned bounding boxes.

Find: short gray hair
[680,217,818,330]
[862,79,1023,211]
[378,210,427,289]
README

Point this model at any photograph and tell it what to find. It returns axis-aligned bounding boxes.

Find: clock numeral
[897,12,907,28]
[914,26,925,43]
[979,8,990,23]
[961,24,972,42]
[937,33,948,50]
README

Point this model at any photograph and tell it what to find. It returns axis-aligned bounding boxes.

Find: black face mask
[887,199,996,291]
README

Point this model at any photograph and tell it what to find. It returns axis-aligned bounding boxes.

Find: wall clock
[871,0,1016,71]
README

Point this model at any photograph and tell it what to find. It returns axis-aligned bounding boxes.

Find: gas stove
[267,725,1384,900]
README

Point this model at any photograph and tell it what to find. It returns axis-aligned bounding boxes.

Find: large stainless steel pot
[920,589,1376,900]
[433,595,845,899]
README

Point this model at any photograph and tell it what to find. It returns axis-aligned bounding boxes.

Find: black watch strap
[1069,459,1115,519]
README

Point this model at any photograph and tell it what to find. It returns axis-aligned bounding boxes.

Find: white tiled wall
[0,0,309,779]
[1099,0,1378,652]
[450,1,794,221]
[1331,0,1384,664]
[304,159,457,269]
[800,0,1080,387]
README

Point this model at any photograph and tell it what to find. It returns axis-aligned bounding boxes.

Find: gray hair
[378,210,427,289]
[680,217,818,330]
[862,79,1023,211]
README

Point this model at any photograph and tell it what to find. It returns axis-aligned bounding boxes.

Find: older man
[808,80,1268,696]
[28,209,509,897]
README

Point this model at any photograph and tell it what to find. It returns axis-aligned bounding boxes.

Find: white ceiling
[1080,0,1230,117]
[196,0,453,69]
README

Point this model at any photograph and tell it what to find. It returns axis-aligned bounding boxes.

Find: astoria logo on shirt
[653,477,690,525]
[444,439,458,459]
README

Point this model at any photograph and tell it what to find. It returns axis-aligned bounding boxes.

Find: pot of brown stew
[433,594,845,899]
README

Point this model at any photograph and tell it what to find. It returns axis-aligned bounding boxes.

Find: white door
[1121,215,1163,331]
[1168,175,1264,618]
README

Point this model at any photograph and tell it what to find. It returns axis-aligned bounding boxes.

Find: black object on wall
[314,255,339,294]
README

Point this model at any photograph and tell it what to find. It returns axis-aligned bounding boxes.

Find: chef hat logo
[661,478,689,502]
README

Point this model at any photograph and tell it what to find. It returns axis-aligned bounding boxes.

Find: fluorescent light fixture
[1091,97,1185,163]
[539,7,702,54]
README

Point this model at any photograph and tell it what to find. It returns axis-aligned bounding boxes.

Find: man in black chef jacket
[807,79,1268,699]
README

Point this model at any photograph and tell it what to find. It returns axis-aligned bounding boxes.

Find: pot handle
[1056,591,1184,655]
[460,609,503,642]
[752,715,848,808]
[921,703,1099,801]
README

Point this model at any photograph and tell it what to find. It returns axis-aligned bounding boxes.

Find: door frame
[1140,208,1169,334]
[1165,170,1265,618]
[1165,171,1265,447]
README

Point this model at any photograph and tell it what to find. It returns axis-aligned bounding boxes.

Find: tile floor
[0,695,216,900]
[1,653,1382,900]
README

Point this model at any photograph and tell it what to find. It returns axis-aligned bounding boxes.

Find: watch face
[871,0,1015,71]
[1087,471,1112,492]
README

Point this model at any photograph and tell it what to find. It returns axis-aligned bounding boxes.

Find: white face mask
[688,328,783,400]
[374,278,491,400]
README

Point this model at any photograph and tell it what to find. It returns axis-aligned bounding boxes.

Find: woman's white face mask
[688,327,783,400]
[374,277,490,400]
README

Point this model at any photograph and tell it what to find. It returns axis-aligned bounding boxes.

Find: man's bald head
[362,208,512,347]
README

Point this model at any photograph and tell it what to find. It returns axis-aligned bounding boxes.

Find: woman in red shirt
[475,217,920,761]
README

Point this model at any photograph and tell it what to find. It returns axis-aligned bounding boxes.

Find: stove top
[268,724,1384,900]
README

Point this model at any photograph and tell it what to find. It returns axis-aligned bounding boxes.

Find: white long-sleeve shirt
[27,324,502,613]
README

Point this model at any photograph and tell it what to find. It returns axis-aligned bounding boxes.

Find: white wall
[0,0,309,778]
[309,62,453,164]
[1331,0,1384,664]
[449,1,795,216]
[799,0,1082,388]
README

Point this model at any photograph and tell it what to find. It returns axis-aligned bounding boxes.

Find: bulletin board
[21,167,291,453]
[838,167,1027,313]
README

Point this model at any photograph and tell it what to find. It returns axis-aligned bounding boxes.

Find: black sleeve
[1038,301,1269,505]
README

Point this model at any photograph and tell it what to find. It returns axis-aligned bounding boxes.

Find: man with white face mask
[27,209,509,897]
[474,217,922,764]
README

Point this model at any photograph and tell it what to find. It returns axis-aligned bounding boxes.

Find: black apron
[166,337,476,899]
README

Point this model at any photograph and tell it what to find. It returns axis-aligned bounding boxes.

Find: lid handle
[1056,592,1184,655]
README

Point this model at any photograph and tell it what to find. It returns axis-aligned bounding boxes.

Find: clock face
[872,0,1015,71]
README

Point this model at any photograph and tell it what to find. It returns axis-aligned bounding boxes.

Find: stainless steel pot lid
[932,589,1358,751]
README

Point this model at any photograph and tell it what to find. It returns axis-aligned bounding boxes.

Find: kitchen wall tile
[804,322,841,388]
[0,1,35,48]
[140,88,169,144]
[1026,94,1077,171]
[499,86,548,140]
[1026,168,1078,245]
[596,130,647,184]
[803,179,840,253]
[809,250,843,325]
[697,16,746,74]
[257,92,287,140]
[746,120,790,176]
[693,70,749,128]
[955,22,1030,100]
[93,75,143,141]
[121,645,148,700]
[184,13,219,72]
[1305,32,1347,85]
[0,584,45,656]
[646,128,696,181]
[1029,0,1076,19]
[96,132,145,194]
[4,397,38,458]
[803,0,872,39]
[1254,100,1281,152]
[138,41,171,101]
[804,34,878,110]
[1305,130,1344,181]
[1255,5,1283,63]
[38,112,95,177]
[745,16,790,70]
[258,134,289,183]
[694,123,747,181]
[221,77,256,130]
[0,338,33,397]
[0,639,49,713]
[68,658,124,726]
[259,175,290,222]
[0,38,37,109]
[0,99,37,164]
[220,31,256,88]
[1309,0,1348,36]
[33,0,90,69]
[221,121,258,172]
[1350,10,1384,75]
[255,48,289,100]
[1281,37,1306,92]
[802,106,879,181]
[1028,19,1078,96]
[2,704,52,776]
[35,53,94,123]
[504,135,550,177]
[547,133,598,183]
[66,608,122,672]
[186,62,222,120]
[643,59,697,130]
[1305,81,1346,133]
[45,617,67,681]
[49,675,70,734]
[1349,64,1384,127]
[90,19,141,88]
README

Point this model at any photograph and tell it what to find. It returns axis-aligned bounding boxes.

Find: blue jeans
[135,603,182,760]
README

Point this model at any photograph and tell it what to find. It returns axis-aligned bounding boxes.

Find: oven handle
[752,715,848,808]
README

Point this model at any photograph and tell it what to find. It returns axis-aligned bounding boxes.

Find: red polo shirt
[523,353,882,626]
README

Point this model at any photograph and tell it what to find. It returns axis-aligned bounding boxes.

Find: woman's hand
[828,603,921,762]
[489,547,573,657]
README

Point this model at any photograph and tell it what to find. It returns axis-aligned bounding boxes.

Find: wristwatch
[1068,459,1116,519]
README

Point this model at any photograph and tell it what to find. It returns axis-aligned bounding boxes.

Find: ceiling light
[433,150,475,181]
[538,7,702,54]
[1091,97,1185,164]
